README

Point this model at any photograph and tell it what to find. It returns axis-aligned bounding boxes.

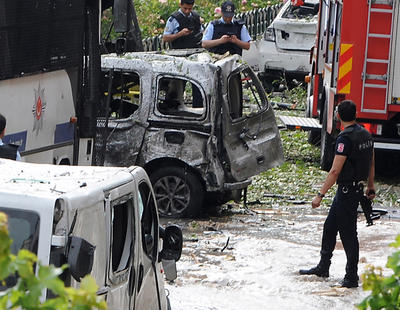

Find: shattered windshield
[0,208,40,290]
[282,2,319,19]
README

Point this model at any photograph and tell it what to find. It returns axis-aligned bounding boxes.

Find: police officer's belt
[337,181,366,188]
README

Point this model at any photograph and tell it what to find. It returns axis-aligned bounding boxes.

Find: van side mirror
[67,236,96,282]
[159,225,182,282]
[160,225,183,262]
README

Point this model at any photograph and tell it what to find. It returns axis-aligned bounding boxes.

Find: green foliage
[248,129,328,205]
[358,234,400,310]
[102,0,282,39]
[0,212,106,310]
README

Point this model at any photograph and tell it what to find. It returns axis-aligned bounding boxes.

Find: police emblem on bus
[32,83,47,134]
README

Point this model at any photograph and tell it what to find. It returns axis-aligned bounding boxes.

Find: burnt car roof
[101,50,243,74]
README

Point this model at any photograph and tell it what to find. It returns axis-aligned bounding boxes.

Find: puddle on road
[162,204,400,310]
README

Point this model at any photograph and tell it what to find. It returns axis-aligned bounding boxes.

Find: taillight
[264,28,276,42]
[361,123,382,135]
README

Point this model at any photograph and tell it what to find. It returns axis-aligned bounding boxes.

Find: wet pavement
[162,203,400,310]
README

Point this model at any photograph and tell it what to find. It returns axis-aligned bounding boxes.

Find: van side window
[156,77,205,118]
[138,182,158,260]
[111,198,134,273]
[101,71,141,119]
[228,68,267,120]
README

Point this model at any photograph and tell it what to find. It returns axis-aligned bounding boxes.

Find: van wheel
[320,129,335,172]
[150,166,204,218]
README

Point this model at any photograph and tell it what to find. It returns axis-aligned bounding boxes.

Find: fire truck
[0,0,141,165]
[280,0,400,174]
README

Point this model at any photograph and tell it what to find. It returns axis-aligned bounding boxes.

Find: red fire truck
[281,0,400,174]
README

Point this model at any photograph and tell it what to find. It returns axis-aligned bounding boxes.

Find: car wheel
[150,166,204,218]
[204,191,233,208]
[320,128,335,172]
[307,130,321,146]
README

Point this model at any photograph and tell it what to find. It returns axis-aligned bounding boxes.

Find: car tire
[204,191,233,208]
[307,130,321,146]
[150,166,204,218]
[320,128,335,172]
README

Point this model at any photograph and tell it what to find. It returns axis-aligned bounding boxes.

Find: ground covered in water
[163,202,400,310]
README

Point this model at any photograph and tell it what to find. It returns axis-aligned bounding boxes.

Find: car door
[133,181,163,310]
[96,69,148,167]
[221,66,284,181]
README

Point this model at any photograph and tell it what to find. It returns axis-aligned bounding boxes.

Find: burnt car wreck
[95,50,284,218]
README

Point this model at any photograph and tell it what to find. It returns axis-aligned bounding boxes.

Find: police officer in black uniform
[202,1,251,56]
[0,113,21,160]
[299,100,375,288]
[162,0,202,49]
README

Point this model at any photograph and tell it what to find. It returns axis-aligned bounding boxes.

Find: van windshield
[0,208,40,290]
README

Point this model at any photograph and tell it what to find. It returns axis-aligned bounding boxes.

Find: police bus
[0,0,141,165]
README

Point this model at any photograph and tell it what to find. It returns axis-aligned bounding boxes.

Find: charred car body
[95,50,284,218]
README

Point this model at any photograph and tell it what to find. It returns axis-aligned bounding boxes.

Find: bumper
[224,179,252,191]
[243,40,311,74]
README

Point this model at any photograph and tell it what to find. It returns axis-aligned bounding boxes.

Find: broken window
[101,70,141,119]
[111,197,133,273]
[138,182,158,260]
[228,68,268,120]
[156,77,205,118]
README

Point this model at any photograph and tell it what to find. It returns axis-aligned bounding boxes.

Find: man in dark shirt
[202,1,251,56]
[299,100,375,288]
[162,0,203,49]
[0,113,21,160]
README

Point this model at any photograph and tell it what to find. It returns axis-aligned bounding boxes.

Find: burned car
[243,0,319,91]
[95,50,284,218]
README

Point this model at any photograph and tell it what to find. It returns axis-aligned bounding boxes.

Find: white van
[0,159,182,309]
[243,0,319,91]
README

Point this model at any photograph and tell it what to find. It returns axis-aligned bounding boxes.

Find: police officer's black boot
[299,261,330,277]
[340,275,358,288]
[299,251,331,277]
[341,264,359,288]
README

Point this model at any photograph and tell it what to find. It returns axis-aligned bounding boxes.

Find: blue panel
[54,122,74,144]
[3,131,27,152]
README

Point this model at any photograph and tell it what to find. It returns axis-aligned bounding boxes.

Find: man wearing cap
[163,0,203,49]
[0,113,21,161]
[202,1,251,56]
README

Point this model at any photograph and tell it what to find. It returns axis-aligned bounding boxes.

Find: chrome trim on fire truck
[374,142,400,150]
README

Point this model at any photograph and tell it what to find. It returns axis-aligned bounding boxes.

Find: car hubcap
[153,176,190,216]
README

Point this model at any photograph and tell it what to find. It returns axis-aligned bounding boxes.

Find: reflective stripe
[337,44,354,94]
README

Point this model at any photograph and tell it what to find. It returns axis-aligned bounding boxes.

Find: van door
[105,193,135,310]
[221,67,284,181]
[134,181,163,310]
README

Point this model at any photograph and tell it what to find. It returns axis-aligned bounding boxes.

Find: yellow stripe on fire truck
[337,43,353,94]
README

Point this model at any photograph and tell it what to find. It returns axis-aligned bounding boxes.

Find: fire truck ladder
[361,0,394,114]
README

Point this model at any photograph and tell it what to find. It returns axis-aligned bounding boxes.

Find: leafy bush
[358,234,400,310]
[0,212,106,310]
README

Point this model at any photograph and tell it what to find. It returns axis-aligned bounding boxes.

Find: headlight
[264,28,275,42]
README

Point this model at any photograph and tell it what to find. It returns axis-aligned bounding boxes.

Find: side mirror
[113,0,128,33]
[67,236,96,282]
[160,225,183,262]
[144,233,154,255]
[115,37,126,55]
